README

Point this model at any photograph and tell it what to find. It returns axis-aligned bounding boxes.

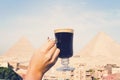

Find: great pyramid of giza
[1,37,35,63]
[73,32,120,67]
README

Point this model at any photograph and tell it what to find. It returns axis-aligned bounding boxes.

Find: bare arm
[24,39,60,80]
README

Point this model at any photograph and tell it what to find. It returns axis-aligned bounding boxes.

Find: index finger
[40,39,56,52]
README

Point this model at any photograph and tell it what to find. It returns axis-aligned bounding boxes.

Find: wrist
[24,69,44,80]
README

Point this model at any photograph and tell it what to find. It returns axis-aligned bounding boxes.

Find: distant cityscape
[0,32,120,80]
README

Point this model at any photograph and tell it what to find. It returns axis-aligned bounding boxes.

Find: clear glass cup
[54,28,75,71]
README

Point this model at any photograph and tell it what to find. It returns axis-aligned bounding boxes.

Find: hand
[24,39,60,80]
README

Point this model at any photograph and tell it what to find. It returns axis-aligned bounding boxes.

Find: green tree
[0,67,22,80]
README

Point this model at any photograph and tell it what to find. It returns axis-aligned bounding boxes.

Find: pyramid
[74,32,120,66]
[2,37,35,63]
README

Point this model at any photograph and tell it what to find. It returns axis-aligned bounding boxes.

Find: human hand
[24,39,60,80]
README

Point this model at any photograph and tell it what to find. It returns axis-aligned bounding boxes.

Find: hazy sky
[0,0,120,54]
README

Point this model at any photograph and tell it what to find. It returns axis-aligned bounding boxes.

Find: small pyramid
[2,37,35,62]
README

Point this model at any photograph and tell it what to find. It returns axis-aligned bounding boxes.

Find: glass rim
[54,28,74,33]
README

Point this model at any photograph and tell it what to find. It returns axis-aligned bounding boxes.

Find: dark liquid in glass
[55,32,73,58]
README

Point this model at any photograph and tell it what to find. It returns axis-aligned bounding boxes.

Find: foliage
[0,67,22,80]
[91,77,99,80]
[87,69,95,73]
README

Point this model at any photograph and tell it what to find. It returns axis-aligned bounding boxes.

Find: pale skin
[24,39,60,80]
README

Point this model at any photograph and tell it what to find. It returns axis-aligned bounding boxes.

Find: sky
[0,0,120,54]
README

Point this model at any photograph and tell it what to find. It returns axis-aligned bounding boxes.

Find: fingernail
[55,39,58,44]
[48,38,55,43]
[47,37,49,40]
[47,37,51,42]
